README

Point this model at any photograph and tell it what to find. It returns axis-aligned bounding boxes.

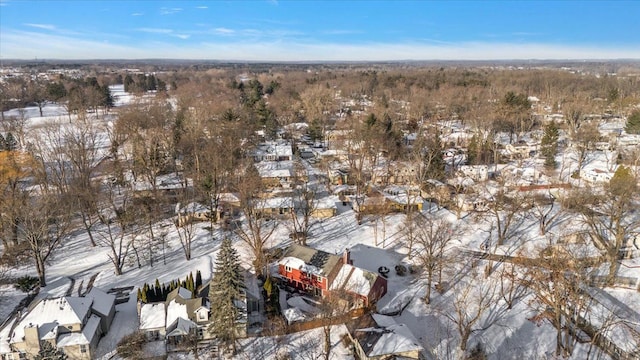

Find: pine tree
[154,278,162,301]
[467,135,479,165]
[541,123,559,170]
[626,110,640,134]
[35,341,67,360]
[208,238,245,354]
[424,132,446,181]
[0,133,6,151]
[195,270,202,289]
[142,283,150,303]
[185,273,195,295]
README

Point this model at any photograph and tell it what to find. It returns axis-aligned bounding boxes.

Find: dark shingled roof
[284,244,342,275]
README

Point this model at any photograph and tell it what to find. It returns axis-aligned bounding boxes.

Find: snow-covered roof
[166,300,189,330]
[279,257,317,274]
[0,319,15,354]
[178,202,210,215]
[255,142,293,158]
[166,317,196,337]
[330,264,376,297]
[11,297,92,344]
[139,303,166,330]
[131,172,192,192]
[282,307,306,324]
[286,296,319,315]
[255,197,294,210]
[56,315,101,347]
[355,314,424,357]
[280,245,343,277]
[255,161,294,178]
[85,287,115,318]
[219,192,241,204]
[315,196,338,210]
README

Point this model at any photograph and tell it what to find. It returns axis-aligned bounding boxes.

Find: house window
[198,312,206,321]
[197,328,204,339]
[315,275,322,282]
[80,345,87,353]
[285,266,292,273]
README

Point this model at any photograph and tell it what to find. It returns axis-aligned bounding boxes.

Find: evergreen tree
[467,135,479,165]
[157,78,167,92]
[626,110,640,134]
[208,238,245,354]
[5,132,18,151]
[146,75,157,91]
[541,122,559,170]
[101,84,114,108]
[124,74,134,92]
[142,283,150,303]
[424,132,446,181]
[46,81,67,102]
[195,270,202,289]
[35,341,67,360]
[0,133,6,151]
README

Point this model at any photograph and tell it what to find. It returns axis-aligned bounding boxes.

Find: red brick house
[277,244,387,307]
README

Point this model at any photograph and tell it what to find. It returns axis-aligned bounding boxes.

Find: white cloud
[2,29,639,61]
[214,27,235,35]
[131,12,144,16]
[136,28,174,34]
[322,30,362,35]
[196,6,208,9]
[23,23,56,30]
[160,7,183,15]
[173,34,191,40]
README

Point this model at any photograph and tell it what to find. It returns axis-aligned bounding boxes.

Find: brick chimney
[342,248,352,265]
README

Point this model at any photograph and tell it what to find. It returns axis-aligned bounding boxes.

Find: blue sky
[1,0,639,60]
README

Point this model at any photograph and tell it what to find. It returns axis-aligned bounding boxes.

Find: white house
[458,165,489,182]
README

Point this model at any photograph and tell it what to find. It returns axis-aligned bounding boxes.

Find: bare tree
[572,122,600,171]
[569,166,639,283]
[498,261,529,310]
[61,116,104,247]
[441,271,500,352]
[410,214,458,304]
[174,201,198,261]
[529,191,564,236]
[485,187,530,246]
[290,161,316,245]
[95,184,136,276]
[234,164,278,277]
[17,188,73,287]
[523,244,594,358]
[316,290,352,360]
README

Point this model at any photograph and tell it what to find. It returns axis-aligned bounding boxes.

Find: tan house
[254,197,294,218]
[255,161,304,189]
[1,288,115,360]
[311,197,337,218]
[352,187,423,214]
